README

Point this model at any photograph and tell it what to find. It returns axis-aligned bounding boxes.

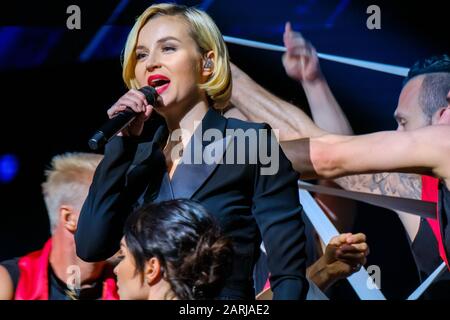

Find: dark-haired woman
[113,199,233,300]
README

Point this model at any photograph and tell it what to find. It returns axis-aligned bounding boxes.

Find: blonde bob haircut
[122,3,231,110]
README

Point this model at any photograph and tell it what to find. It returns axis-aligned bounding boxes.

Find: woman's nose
[146,54,161,72]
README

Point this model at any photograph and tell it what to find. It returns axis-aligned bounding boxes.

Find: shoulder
[0,259,17,299]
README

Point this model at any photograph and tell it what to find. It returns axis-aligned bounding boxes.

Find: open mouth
[148,75,171,95]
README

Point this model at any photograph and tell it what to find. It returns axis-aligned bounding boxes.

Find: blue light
[0,154,19,183]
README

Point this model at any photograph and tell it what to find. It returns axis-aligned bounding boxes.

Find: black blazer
[75,108,308,300]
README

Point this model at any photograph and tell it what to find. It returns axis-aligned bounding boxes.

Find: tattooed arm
[335,173,422,241]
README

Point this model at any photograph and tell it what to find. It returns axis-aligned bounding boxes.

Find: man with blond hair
[0,152,118,300]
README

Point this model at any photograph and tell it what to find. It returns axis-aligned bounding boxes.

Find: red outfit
[15,239,118,300]
[421,175,449,267]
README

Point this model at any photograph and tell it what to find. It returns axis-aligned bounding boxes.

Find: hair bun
[181,228,233,299]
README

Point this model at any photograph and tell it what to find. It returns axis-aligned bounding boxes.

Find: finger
[329,233,352,246]
[348,243,369,253]
[288,34,307,48]
[143,105,153,120]
[119,97,145,113]
[337,252,366,261]
[125,93,147,108]
[128,89,148,105]
[107,104,127,118]
[346,233,367,244]
[338,244,361,254]
[310,47,320,63]
[284,22,297,48]
[288,47,313,58]
[285,21,292,33]
[340,243,369,254]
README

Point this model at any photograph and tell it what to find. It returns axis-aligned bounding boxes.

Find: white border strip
[223,35,409,77]
[407,262,447,300]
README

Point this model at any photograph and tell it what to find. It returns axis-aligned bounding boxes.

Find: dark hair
[403,55,450,119]
[124,199,233,300]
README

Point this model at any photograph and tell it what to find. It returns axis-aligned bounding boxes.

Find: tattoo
[335,173,422,200]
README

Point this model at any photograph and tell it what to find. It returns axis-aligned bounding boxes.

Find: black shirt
[411,218,450,299]
[410,182,450,299]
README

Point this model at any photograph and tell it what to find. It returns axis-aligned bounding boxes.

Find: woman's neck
[166,99,209,148]
[147,280,178,300]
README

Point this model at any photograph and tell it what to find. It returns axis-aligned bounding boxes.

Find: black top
[253,212,322,294]
[409,182,450,299]
[75,108,309,300]
[439,182,450,265]
[0,258,20,290]
[411,218,450,299]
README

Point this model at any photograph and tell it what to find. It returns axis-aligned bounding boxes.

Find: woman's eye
[162,46,176,52]
[136,52,147,60]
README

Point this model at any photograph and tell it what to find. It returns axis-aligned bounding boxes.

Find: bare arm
[282,126,450,241]
[309,126,450,181]
[282,126,450,191]
[230,62,324,141]
[0,266,14,300]
[282,22,353,135]
[335,174,423,241]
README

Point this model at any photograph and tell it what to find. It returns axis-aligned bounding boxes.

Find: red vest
[421,175,449,267]
[15,239,119,300]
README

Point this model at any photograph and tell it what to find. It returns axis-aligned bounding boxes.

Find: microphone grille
[139,86,157,105]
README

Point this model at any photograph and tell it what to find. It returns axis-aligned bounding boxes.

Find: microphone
[88,86,157,150]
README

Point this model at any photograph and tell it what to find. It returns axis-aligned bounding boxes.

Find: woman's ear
[202,51,215,78]
[438,106,450,125]
[60,205,78,233]
[144,257,162,286]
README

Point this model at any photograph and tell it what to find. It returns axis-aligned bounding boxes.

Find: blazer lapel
[129,124,168,171]
[128,124,169,206]
[153,172,175,202]
[170,108,232,199]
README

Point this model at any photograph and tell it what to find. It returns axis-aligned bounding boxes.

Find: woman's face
[134,15,206,118]
[113,238,149,300]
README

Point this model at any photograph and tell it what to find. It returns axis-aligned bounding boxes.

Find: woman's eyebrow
[135,37,180,51]
[135,45,147,51]
[156,36,181,44]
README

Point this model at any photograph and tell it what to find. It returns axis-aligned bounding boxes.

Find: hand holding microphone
[89,86,158,150]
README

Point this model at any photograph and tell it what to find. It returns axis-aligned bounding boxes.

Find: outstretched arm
[284,125,450,187]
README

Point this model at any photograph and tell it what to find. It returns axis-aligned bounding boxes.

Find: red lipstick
[147,74,171,95]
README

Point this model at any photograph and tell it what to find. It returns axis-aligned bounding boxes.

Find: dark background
[0,0,449,299]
